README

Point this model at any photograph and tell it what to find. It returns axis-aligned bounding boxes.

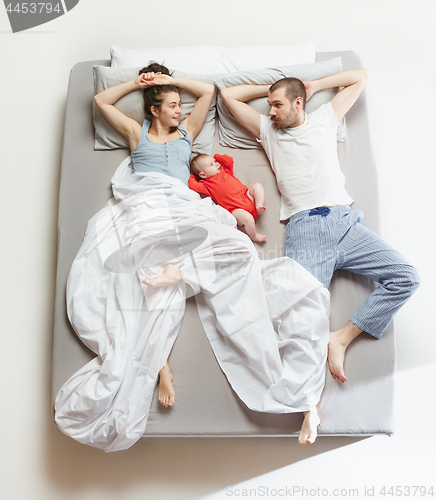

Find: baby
[189,154,267,242]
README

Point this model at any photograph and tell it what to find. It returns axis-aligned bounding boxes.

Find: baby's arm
[188,174,208,195]
[214,154,234,174]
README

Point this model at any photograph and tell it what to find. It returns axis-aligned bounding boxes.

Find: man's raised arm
[220,85,270,139]
[306,68,367,121]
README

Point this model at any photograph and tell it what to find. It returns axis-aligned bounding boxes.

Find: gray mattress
[51,51,395,437]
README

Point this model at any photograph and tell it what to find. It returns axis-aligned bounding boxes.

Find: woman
[94,63,214,409]
[55,63,330,451]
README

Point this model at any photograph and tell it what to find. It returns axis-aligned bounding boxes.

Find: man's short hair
[190,154,208,177]
[269,77,307,111]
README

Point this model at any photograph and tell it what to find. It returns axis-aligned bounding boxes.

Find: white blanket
[55,158,330,452]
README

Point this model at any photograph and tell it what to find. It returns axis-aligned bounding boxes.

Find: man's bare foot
[256,205,267,216]
[298,408,320,445]
[158,363,175,408]
[142,264,182,288]
[328,322,362,383]
[251,233,267,242]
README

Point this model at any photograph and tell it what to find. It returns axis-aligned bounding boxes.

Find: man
[221,69,420,383]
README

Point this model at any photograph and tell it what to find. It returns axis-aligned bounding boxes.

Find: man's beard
[271,116,291,130]
[271,112,300,130]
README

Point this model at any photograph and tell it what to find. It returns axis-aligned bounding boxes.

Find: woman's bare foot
[328,322,362,383]
[158,363,175,408]
[256,205,267,216]
[142,264,182,288]
[298,408,320,445]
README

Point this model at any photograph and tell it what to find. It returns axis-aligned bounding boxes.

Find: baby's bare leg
[247,183,266,215]
[232,208,267,242]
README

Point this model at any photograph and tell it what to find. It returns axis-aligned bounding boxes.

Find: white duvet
[55,157,330,452]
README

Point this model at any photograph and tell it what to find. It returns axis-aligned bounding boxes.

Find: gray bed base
[51,51,395,438]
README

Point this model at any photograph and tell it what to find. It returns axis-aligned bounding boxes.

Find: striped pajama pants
[284,206,420,338]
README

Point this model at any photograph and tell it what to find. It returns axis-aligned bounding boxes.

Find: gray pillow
[93,66,217,155]
[214,58,346,149]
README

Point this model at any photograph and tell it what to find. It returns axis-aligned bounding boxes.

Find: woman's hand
[135,72,173,88]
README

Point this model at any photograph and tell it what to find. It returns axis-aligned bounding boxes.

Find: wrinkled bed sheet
[55,157,330,451]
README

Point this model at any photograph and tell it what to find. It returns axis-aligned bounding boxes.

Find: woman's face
[153,92,182,127]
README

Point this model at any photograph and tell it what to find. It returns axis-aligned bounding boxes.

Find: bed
[51,46,395,447]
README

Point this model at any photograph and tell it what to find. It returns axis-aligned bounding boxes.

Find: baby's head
[191,154,221,179]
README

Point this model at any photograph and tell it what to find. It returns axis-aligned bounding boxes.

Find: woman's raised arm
[94,74,149,151]
[171,78,215,140]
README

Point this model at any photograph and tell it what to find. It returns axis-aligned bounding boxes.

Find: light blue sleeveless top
[131,119,191,186]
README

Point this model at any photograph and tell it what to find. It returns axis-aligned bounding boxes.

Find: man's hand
[220,85,269,139]
[304,69,367,121]
[303,81,314,102]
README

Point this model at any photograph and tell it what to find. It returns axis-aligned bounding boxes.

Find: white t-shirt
[260,102,353,220]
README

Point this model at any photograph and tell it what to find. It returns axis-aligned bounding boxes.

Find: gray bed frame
[51,51,395,438]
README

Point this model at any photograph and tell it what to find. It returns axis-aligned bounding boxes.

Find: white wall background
[1,1,435,499]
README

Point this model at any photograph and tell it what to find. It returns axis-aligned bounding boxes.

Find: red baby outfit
[188,154,259,219]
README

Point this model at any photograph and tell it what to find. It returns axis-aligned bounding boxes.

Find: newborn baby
[189,154,267,242]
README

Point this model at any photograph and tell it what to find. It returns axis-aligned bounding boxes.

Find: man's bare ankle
[333,321,362,342]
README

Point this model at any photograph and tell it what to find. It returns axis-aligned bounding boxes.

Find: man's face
[267,87,299,129]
